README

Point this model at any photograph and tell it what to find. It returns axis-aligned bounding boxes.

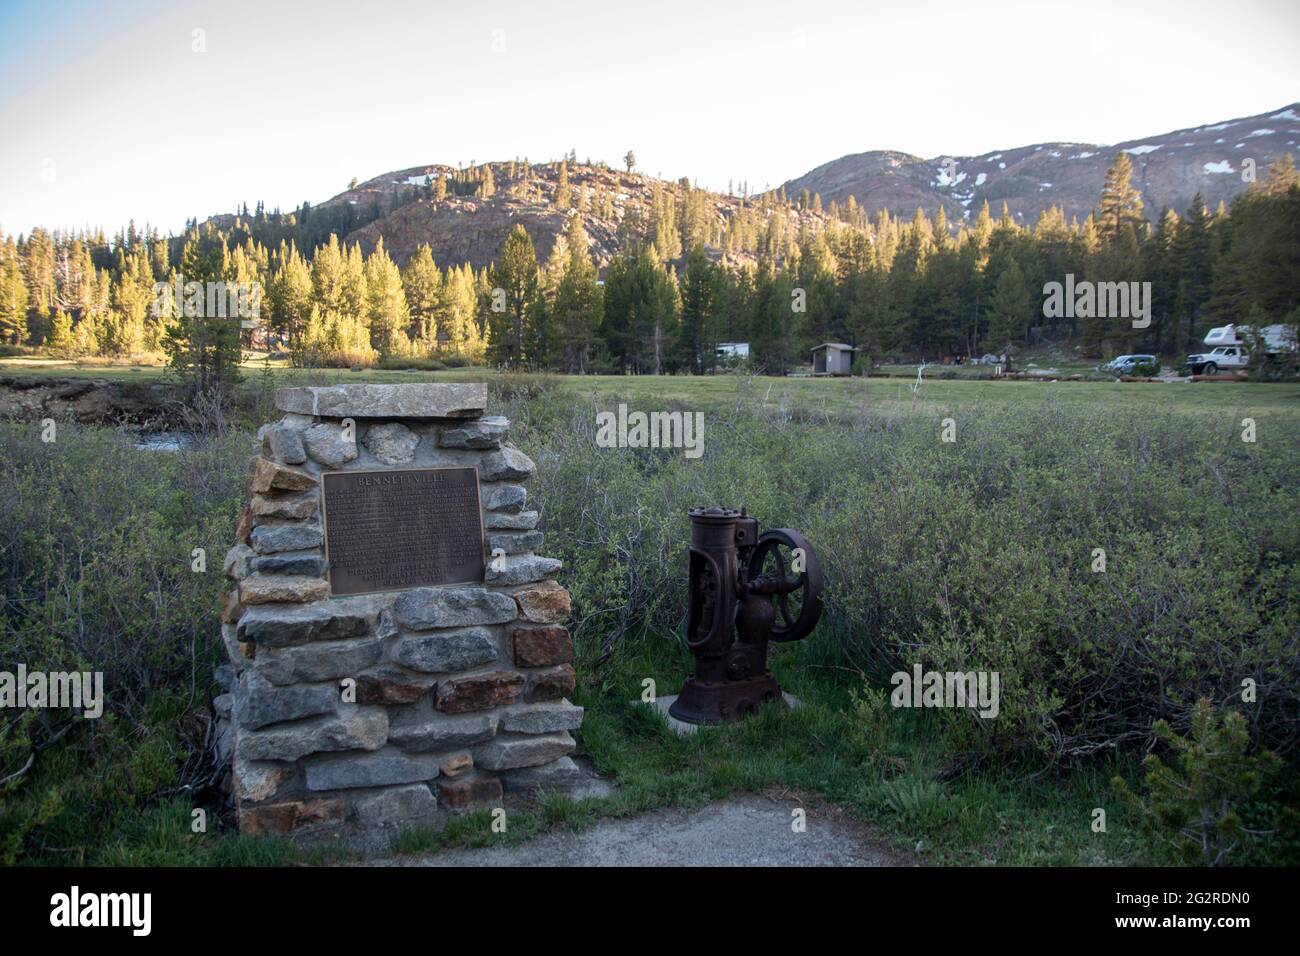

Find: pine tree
[0,244,29,345]
[602,245,678,373]
[341,243,368,320]
[439,263,485,359]
[678,245,718,373]
[488,224,539,368]
[986,258,1029,368]
[401,244,441,347]
[1173,194,1213,349]
[311,235,345,317]
[1097,152,1146,249]
[364,238,410,357]
[163,226,243,397]
[47,308,73,353]
[555,161,571,210]
[269,242,313,348]
[551,217,602,373]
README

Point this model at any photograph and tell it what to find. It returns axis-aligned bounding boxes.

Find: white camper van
[1185,324,1297,374]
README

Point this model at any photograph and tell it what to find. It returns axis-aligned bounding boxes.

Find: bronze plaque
[321,466,485,596]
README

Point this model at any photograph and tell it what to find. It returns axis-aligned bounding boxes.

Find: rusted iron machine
[670,506,824,724]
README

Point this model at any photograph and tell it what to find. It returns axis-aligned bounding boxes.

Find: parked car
[1101,354,1159,375]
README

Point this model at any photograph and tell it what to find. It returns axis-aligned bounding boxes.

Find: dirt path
[387,793,909,867]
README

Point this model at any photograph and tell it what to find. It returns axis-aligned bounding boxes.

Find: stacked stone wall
[213,383,582,838]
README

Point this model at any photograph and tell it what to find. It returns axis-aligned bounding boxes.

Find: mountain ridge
[775,103,1300,225]
[210,103,1300,272]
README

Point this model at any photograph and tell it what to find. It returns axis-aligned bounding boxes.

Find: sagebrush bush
[509,388,1300,763]
[0,423,248,862]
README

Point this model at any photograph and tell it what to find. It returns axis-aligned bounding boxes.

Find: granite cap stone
[274,383,487,419]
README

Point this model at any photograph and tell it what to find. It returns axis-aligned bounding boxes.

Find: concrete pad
[631,693,803,736]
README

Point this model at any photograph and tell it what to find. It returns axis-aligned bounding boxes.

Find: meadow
[1,361,1297,866]
[5,352,1300,416]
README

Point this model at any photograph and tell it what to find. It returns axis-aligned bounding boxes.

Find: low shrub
[0,423,249,863]
[513,389,1300,764]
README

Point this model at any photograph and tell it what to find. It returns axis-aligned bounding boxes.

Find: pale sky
[1,0,1297,235]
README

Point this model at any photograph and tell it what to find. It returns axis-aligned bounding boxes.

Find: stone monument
[214,383,583,840]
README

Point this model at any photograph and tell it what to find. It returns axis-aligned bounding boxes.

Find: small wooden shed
[810,342,857,376]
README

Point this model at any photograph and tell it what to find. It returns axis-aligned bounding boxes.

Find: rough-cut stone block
[279,412,315,429]
[481,483,526,513]
[240,798,343,835]
[488,531,544,555]
[351,790,441,832]
[304,746,441,791]
[221,589,245,625]
[393,627,498,673]
[527,664,576,702]
[221,622,247,673]
[224,543,254,580]
[512,625,573,667]
[238,706,388,761]
[475,732,575,771]
[501,756,585,793]
[275,383,487,420]
[351,783,441,827]
[235,506,255,544]
[480,446,536,481]
[250,492,319,521]
[354,668,436,705]
[389,710,497,752]
[250,552,327,577]
[500,700,584,734]
[215,699,235,766]
[214,690,233,718]
[234,756,294,803]
[237,596,381,647]
[250,457,317,493]
[239,573,329,606]
[258,637,383,685]
[393,587,517,630]
[437,774,502,809]
[249,522,323,555]
[511,580,571,624]
[484,510,539,531]
[439,416,508,449]
[262,425,306,465]
[362,422,420,464]
[485,554,562,587]
[440,753,472,777]
[303,422,358,467]
[435,671,524,714]
[235,670,338,730]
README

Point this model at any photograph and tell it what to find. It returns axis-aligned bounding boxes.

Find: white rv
[1185,324,1297,374]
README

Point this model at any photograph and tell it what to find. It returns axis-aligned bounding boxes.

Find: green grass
[4,354,1298,418]
[390,624,1165,867]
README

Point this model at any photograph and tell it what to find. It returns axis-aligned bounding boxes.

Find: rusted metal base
[668,672,785,725]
